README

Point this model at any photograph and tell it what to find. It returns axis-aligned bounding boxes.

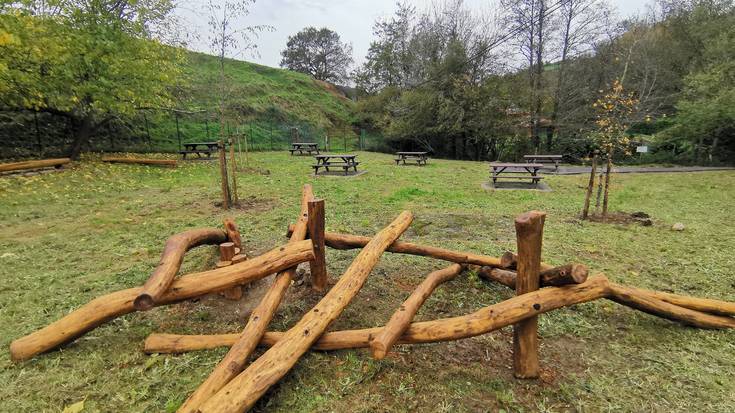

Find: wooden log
[231,254,247,264]
[133,228,228,311]
[607,283,735,329]
[513,210,545,379]
[500,251,517,269]
[144,275,612,354]
[0,158,70,172]
[176,185,314,413]
[220,242,236,261]
[222,218,242,249]
[629,288,735,317]
[288,225,509,268]
[308,199,327,292]
[478,264,588,289]
[9,240,315,361]
[221,287,243,300]
[199,211,414,413]
[370,263,465,360]
[101,157,176,167]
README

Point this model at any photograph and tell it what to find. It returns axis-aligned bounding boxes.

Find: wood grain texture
[478,264,588,289]
[370,263,465,360]
[9,240,315,361]
[144,276,612,354]
[513,211,545,379]
[307,199,327,292]
[176,185,314,413]
[134,228,228,311]
[0,158,70,172]
[199,211,413,413]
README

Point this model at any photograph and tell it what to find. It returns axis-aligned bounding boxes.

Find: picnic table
[490,162,544,185]
[523,154,562,171]
[290,142,320,156]
[179,142,219,159]
[312,154,359,175]
[395,151,429,166]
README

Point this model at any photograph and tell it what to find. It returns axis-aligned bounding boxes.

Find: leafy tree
[0,0,183,159]
[280,27,353,83]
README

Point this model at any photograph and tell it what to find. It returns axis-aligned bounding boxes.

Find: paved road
[554,166,735,175]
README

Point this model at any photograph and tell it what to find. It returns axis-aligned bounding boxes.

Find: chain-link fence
[0,110,388,159]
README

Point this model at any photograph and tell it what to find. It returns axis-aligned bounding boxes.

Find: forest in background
[353,0,735,164]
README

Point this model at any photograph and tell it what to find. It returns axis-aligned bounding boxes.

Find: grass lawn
[1,151,734,412]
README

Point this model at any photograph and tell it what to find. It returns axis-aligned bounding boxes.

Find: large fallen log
[0,158,70,173]
[371,263,465,360]
[9,240,315,361]
[199,211,414,413]
[145,275,612,354]
[102,157,176,167]
[477,266,735,328]
[134,228,227,311]
[177,185,314,413]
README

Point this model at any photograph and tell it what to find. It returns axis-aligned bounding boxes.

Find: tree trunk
[68,115,92,160]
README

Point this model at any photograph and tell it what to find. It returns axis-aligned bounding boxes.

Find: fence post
[308,199,327,292]
[218,139,231,210]
[512,210,545,379]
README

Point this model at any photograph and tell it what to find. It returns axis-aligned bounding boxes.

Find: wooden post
[198,212,413,413]
[602,147,613,219]
[513,210,545,379]
[595,171,604,213]
[228,138,239,205]
[308,199,327,292]
[218,140,230,209]
[582,150,598,219]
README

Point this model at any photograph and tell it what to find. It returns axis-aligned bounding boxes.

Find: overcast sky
[174,0,650,69]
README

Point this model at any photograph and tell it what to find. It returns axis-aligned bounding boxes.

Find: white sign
[636,145,648,153]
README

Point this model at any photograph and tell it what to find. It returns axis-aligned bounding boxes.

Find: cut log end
[500,251,517,269]
[371,343,388,360]
[133,294,155,311]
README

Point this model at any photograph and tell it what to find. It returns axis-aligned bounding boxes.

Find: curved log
[371,263,465,360]
[0,158,70,173]
[199,212,414,413]
[144,275,611,354]
[134,228,227,311]
[630,288,735,317]
[101,157,176,167]
[9,240,315,361]
[177,185,314,413]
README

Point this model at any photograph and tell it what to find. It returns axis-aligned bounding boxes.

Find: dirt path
[554,166,735,175]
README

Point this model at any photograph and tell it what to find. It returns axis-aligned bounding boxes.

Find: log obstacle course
[9,187,735,412]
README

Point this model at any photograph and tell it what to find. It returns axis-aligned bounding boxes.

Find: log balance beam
[0,158,70,173]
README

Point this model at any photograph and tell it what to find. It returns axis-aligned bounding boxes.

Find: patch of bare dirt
[587,211,653,226]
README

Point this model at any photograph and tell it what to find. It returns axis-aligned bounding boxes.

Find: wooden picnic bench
[395,151,429,166]
[523,154,562,171]
[490,162,544,185]
[179,142,219,159]
[290,142,320,156]
[312,154,359,175]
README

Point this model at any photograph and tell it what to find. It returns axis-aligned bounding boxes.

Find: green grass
[1,152,734,412]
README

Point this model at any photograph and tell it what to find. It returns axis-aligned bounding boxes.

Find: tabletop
[490,162,544,168]
[397,152,428,155]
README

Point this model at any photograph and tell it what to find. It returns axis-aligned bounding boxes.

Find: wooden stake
[582,150,598,219]
[513,210,545,379]
[371,263,465,360]
[228,138,239,205]
[9,240,315,361]
[219,242,236,261]
[308,199,327,292]
[602,147,613,219]
[134,228,227,311]
[218,140,230,209]
[176,185,314,413]
[198,212,413,413]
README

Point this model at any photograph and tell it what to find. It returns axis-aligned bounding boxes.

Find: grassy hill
[1,51,357,158]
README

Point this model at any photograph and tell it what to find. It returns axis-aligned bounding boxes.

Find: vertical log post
[602,147,613,219]
[228,138,239,205]
[512,210,545,379]
[219,242,242,300]
[308,199,327,292]
[582,150,598,219]
[218,140,230,209]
